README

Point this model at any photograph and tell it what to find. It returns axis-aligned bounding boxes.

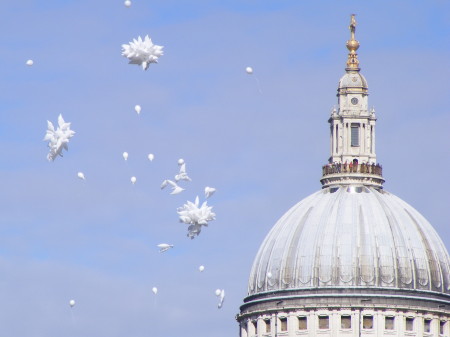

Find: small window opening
[280,317,287,332]
[341,315,351,329]
[351,123,360,147]
[319,316,329,329]
[405,317,414,331]
[298,316,307,330]
[335,125,339,153]
[363,315,373,329]
[264,319,271,333]
[440,320,446,335]
[385,316,395,330]
[370,126,373,153]
[424,319,432,333]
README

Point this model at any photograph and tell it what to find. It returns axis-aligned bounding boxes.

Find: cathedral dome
[248,186,450,296]
[238,16,450,337]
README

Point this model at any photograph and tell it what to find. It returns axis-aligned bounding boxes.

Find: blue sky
[0,1,449,336]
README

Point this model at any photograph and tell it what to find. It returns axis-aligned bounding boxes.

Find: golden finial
[346,14,360,70]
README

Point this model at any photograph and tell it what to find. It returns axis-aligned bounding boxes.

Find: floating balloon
[69,299,75,307]
[204,186,216,199]
[199,265,205,272]
[43,114,75,161]
[215,289,221,296]
[161,179,184,195]
[217,289,225,308]
[135,105,141,114]
[123,152,128,161]
[122,35,164,71]
[177,158,184,165]
[178,196,216,238]
[157,243,174,253]
[77,172,85,180]
[26,59,34,66]
[246,66,262,94]
[175,163,191,182]
[152,287,158,295]
[131,176,137,184]
[124,0,131,7]
[148,153,154,161]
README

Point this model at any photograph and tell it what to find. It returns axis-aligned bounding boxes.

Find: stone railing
[322,162,383,177]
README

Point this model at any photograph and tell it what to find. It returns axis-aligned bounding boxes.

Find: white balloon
[122,35,164,71]
[215,289,221,296]
[152,287,158,295]
[69,299,75,307]
[148,153,154,161]
[44,114,75,161]
[131,176,137,184]
[123,152,128,161]
[135,105,141,114]
[199,265,205,272]
[124,0,131,7]
[177,158,184,165]
[175,163,191,182]
[245,66,253,74]
[161,179,184,195]
[157,243,173,253]
[204,186,216,199]
[218,289,225,308]
[26,59,34,66]
[77,172,85,180]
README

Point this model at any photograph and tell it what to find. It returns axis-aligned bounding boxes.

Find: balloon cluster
[122,35,164,71]
[43,114,76,161]
[177,196,216,239]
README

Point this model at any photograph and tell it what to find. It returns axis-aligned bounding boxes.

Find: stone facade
[240,309,450,337]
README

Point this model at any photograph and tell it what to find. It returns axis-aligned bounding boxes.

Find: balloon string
[254,76,263,94]
[70,309,75,326]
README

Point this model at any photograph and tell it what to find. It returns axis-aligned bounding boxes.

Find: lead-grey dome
[338,71,368,89]
[248,186,450,296]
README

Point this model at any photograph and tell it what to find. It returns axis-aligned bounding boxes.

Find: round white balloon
[131,176,137,184]
[69,299,75,307]
[77,172,85,180]
[245,66,253,74]
[177,158,184,165]
[215,289,221,296]
[199,265,205,272]
[148,153,154,161]
[124,0,131,7]
[123,152,128,161]
[152,287,158,294]
[26,59,34,66]
[135,105,141,114]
